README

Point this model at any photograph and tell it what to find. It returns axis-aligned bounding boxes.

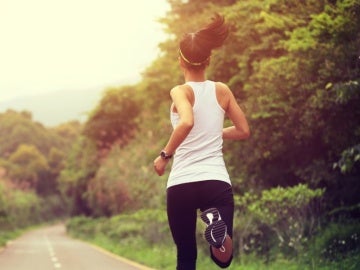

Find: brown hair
[179,13,229,69]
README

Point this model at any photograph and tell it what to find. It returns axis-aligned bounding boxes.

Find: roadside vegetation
[66,209,360,270]
[1,0,359,269]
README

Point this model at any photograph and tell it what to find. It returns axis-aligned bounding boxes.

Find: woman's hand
[153,156,170,176]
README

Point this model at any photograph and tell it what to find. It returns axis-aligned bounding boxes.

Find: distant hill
[0,88,105,127]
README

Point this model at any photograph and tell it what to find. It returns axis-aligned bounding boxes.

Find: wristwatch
[160,150,173,160]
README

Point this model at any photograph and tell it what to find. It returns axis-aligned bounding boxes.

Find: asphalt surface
[0,224,154,270]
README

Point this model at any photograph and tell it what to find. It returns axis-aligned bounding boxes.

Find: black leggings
[167,180,234,270]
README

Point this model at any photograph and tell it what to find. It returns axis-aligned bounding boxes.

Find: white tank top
[167,80,230,188]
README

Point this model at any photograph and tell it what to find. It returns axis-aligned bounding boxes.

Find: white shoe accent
[210,229,216,242]
[206,213,214,224]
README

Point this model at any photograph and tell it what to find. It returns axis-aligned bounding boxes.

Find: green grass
[0,230,21,247]
[73,232,360,270]
[65,212,360,270]
[0,224,42,248]
[2,211,359,269]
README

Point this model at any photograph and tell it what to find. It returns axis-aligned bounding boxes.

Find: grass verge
[66,209,360,270]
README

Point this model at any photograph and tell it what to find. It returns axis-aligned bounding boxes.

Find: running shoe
[201,208,227,248]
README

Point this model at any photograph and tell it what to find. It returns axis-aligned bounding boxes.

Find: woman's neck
[184,69,206,82]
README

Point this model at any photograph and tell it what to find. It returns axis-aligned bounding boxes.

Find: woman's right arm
[221,84,250,140]
[153,85,194,176]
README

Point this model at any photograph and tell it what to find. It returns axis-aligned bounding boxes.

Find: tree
[83,86,140,151]
[58,137,98,216]
[50,0,360,265]
[8,144,49,190]
[0,110,56,158]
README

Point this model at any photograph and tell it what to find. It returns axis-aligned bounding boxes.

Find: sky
[0,0,169,102]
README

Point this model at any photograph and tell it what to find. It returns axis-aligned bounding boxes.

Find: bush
[66,208,171,246]
[233,184,324,260]
[311,222,360,262]
[66,209,176,269]
[0,179,42,230]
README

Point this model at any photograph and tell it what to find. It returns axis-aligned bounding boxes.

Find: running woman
[154,13,250,270]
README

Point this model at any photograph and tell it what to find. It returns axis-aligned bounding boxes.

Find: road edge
[0,240,11,255]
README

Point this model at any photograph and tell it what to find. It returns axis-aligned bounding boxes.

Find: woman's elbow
[181,119,194,131]
[237,126,250,140]
[243,128,250,139]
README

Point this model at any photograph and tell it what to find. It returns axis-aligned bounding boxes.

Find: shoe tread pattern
[204,220,227,248]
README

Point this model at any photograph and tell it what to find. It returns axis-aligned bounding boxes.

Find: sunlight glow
[0,0,169,101]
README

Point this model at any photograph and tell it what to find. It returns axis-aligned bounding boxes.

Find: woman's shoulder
[171,83,192,92]
[214,81,231,110]
[214,81,230,91]
[170,84,195,104]
[214,81,232,98]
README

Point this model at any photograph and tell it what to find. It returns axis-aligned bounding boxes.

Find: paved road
[0,224,154,270]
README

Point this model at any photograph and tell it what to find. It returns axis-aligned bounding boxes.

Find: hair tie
[179,49,209,66]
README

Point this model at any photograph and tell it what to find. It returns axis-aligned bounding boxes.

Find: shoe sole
[204,220,227,248]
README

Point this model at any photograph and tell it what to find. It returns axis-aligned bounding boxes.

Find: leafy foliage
[0,110,81,195]
[82,86,140,150]
[248,185,324,255]
[0,110,54,158]
[59,0,360,265]
[66,209,360,270]
[3,0,359,267]
[58,136,98,216]
[8,144,49,190]
[0,111,77,234]
[0,178,41,230]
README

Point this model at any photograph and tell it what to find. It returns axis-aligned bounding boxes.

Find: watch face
[161,151,172,159]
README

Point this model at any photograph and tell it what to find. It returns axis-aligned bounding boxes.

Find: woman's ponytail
[179,13,229,69]
[196,13,229,50]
